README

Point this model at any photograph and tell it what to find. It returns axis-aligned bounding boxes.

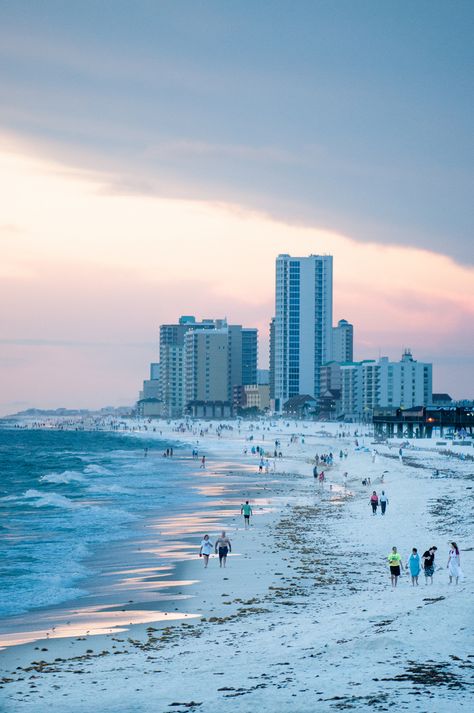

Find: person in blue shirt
[408,547,421,586]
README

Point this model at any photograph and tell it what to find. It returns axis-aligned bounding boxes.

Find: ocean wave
[87,483,133,495]
[84,464,113,475]
[23,489,80,509]
[40,470,86,484]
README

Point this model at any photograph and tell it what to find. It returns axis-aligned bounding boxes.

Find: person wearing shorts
[388,546,403,588]
[422,546,437,584]
[199,534,214,568]
[241,501,253,529]
[215,531,232,568]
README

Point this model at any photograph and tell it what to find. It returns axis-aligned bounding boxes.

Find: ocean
[0,427,192,621]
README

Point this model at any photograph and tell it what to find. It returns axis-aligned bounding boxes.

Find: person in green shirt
[388,546,404,588]
[240,500,253,529]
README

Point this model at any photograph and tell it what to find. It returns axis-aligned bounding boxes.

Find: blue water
[0,428,190,619]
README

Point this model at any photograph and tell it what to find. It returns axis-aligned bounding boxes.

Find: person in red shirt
[369,491,379,515]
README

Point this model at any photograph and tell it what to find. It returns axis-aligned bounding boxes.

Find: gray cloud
[0,2,472,266]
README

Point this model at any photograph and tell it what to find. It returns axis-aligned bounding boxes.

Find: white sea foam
[84,464,113,475]
[40,470,86,484]
[23,489,80,509]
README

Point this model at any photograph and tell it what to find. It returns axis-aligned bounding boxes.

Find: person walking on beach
[370,491,379,515]
[200,455,206,469]
[215,531,232,568]
[388,546,404,588]
[199,534,214,568]
[422,546,437,584]
[241,501,253,529]
[379,491,388,515]
[408,548,421,586]
[313,465,318,480]
[318,470,325,486]
[447,542,463,584]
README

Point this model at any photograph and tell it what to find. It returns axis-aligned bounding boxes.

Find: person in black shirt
[422,546,437,584]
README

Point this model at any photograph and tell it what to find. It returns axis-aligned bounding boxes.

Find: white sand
[1,419,473,712]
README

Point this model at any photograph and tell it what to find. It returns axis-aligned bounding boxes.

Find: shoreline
[1,419,473,712]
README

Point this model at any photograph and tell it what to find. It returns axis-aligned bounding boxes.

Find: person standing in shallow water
[199,534,214,568]
[215,531,232,568]
[408,548,421,586]
[388,546,404,588]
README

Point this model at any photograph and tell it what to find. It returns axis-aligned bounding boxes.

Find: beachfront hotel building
[160,316,219,417]
[242,328,258,385]
[184,328,229,405]
[273,254,333,411]
[332,319,354,362]
[159,316,258,417]
[336,349,433,420]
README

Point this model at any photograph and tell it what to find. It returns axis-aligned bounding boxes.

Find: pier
[373,406,474,439]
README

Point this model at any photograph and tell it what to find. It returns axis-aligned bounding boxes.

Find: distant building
[137,362,163,416]
[274,254,333,411]
[269,317,276,402]
[160,316,218,418]
[159,315,258,417]
[332,319,353,362]
[431,393,453,407]
[320,361,342,393]
[283,394,317,418]
[234,383,270,412]
[185,328,229,405]
[317,388,342,420]
[150,362,160,380]
[136,398,164,418]
[339,350,432,420]
[186,401,233,418]
[257,368,270,385]
[242,328,258,385]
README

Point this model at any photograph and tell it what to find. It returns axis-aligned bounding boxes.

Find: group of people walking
[199,531,232,568]
[387,543,463,588]
[369,490,389,514]
[198,501,253,568]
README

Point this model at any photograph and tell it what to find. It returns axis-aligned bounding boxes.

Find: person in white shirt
[379,491,388,515]
[199,534,214,568]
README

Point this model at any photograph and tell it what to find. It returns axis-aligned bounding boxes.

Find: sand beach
[1,419,473,712]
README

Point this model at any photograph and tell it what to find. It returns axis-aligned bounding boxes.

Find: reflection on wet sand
[0,607,199,649]
[0,455,272,650]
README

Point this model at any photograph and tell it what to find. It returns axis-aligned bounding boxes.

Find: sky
[0,0,473,414]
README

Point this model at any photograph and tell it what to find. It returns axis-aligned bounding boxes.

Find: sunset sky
[0,1,473,414]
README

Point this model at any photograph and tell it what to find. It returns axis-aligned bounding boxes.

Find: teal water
[0,428,188,618]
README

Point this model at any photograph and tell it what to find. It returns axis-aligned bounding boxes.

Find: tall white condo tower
[274,254,333,411]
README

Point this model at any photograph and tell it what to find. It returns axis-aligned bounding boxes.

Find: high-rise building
[241,328,258,385]
[274,254,333,410]
[184,329,229,405]
[150,363,160,380]
[160,316,218,417]
[338,350,433,420]
[332,319,354,362]
[160,316,258,417]
[269,317,275,402]
[320,361,342,393]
